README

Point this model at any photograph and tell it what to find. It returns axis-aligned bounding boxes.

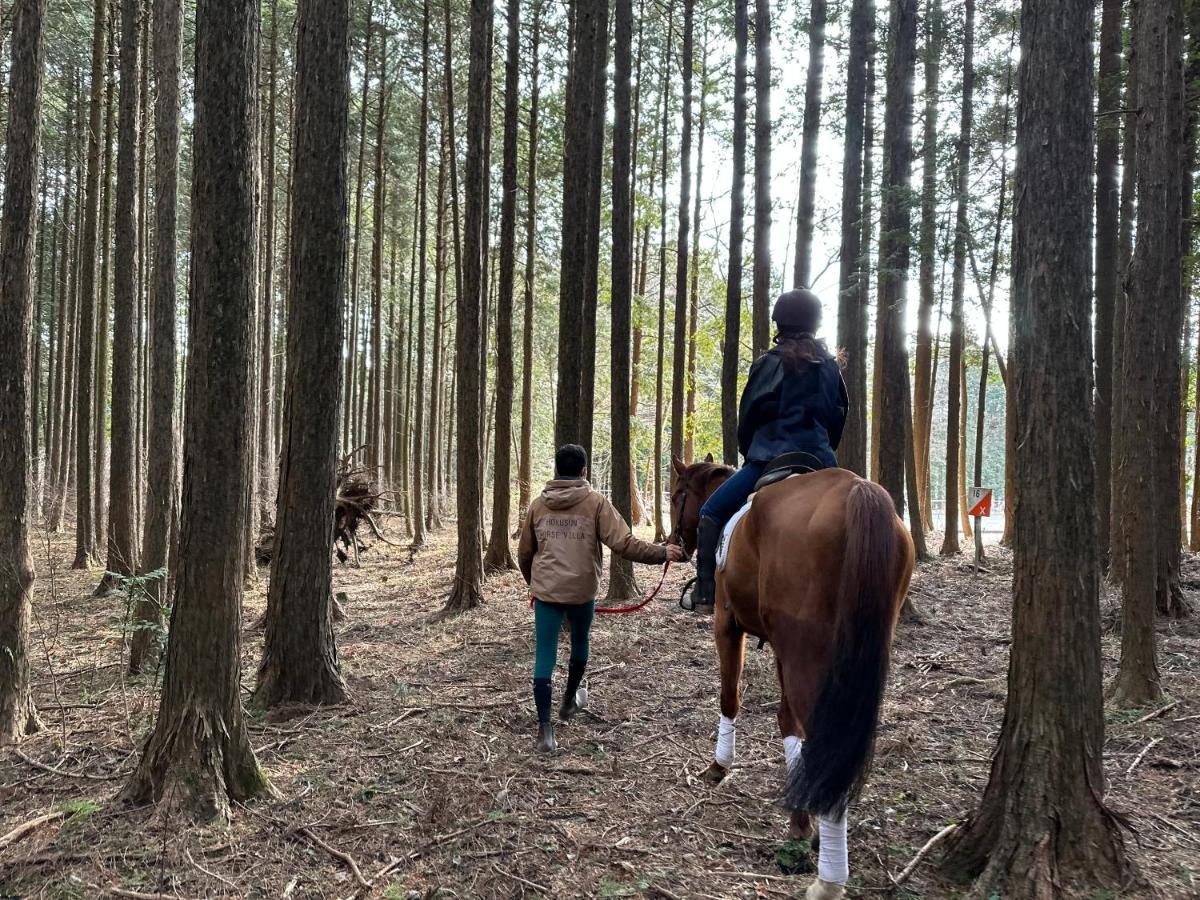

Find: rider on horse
[684,288,848,614]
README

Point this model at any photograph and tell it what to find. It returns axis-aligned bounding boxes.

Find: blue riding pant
[699,461,765,527]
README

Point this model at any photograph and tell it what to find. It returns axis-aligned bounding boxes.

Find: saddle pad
[717,500,753,572]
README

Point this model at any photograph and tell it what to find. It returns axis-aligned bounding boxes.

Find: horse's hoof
[788,811,814,842]
[701,761,730,783]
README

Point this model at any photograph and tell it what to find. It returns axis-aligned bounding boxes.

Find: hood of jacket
[541,479,594,510]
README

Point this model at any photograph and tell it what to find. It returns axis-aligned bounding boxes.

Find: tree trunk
[73,0,109,570]
[0,0,46,745]
[253,0,351,708]
[1114,0,1186,701]
[367,32,387,477]
[1186,2,1200,552]
[516,1,541,529]
[426,123,447,532]
[652,1,674,541]
[101,0,142,591]
[607,0,639,602]
[751,0,770,359]
[835,0,873,476]
[121,0,273,820]
[792,0,826,290]
[941,3,1129,892]
[130,0,181,675]
[684,30,708,464]
[95,26,116,549]
[940,0,974,555]
[721,0,748,466]
[1094,0,1122,564]
[484,0,521,572]
[442,0,491,615]
[912,0,941,531]
[410,0,430,548]
[874,0,918,515]
[669,0,694,462]
[257,0,280,529]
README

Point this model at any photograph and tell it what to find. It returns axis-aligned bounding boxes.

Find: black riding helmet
[772,288,823,336]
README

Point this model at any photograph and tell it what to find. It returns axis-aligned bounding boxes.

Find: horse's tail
[784,478,901,817]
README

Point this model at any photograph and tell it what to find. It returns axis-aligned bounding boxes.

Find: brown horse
[670,458,913,896]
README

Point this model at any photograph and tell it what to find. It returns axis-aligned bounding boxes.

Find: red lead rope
[527,560,673,615]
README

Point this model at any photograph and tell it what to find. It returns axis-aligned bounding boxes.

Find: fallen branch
[15,748,123,781]
[894,823,959,885]
[108,889,197,900]
[0,809,68,849]
[295,826,371,891]
[1126,737,1162,775]
[1125,700,1180,727]
[492,863,551,894]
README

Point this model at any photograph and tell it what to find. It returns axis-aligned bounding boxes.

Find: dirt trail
[2,524,1197,898]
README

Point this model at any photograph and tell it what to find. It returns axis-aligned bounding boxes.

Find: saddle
[752,451,825,492]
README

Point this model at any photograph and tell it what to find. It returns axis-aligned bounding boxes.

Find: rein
[594,560,672,615]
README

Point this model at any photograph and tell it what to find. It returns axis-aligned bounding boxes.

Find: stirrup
[679,578,714,613]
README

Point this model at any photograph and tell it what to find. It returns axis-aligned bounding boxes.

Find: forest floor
[2,516,1199,900]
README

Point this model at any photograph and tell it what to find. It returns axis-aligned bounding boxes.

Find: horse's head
[669,454,734,558]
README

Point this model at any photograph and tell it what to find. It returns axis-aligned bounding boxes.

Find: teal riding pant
[533,599,595,680]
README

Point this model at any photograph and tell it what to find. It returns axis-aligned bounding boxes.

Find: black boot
[559,658,587,721]
[682,516,720,614]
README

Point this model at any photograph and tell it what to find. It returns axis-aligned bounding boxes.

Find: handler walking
[519,444,684,752]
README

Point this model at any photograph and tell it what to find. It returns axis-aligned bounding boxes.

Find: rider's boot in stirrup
[684,516,720,614]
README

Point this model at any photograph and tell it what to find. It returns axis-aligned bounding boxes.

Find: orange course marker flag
[968,487,993,518]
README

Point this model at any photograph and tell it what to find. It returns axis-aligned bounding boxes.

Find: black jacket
[736,350,848,466]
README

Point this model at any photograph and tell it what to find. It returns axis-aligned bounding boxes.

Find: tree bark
[95,25,116,549]
[670,0,694,461]
[121,0,273,820]
[791,0,826,290]
[684,30,708,464]
[1113,0,1186,702]
[100,0,142,591]
[652,1,674,541]
[940,0,974,555]
[254,0,351,708]
[367,31,387,478]
[721,0,748,466]
[516,0,541,528]
[0,0,45,745]
[874,0,919,515]
[73,0,109,570]
[835,0,873,476]
[607,0,639,601]
[484,0,521,572]
[410,0,430,549]
[130,0,182,675]
[912,0,941,531]
[941,3,1128,891]
[750,0,770,359]
[442,0,491,615]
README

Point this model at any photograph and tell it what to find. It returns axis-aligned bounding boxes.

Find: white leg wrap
[715,715,737,767]
[783,735,803,772]
[817,812,849,885]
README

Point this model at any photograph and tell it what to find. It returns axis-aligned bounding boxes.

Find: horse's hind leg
[701,610,745,783]
[776,658,814,844]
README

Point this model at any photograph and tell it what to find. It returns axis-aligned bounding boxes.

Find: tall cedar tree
[484,0,522,572]
[368,34,387,477]
[253,0,352,708]
[941,0,974,554]
[792,0,826,289]
[608,0,639,599]
[721,0,748,464]
[95,28,115,549]
[1188,1,1200,551]
[874,0,919,514]
[941,0,1129,889]
[1094,0,1122,561]
[443,0,491,614]
[72,0,107,569]
[516,0,541,526]
[1113,0,1186,703]
[0,0,45,745]
[653,2,674,539]
[684,34,708,463]
[555,0,604,450]
[670,0,694,460]
[131,0,182,674]
[258,0,280,528]
[835,0,873,476]
[101,0,141,590]
[750,0,770,357]
[410,0,430,547]
[912,0,941,527]
[121,0,273,820]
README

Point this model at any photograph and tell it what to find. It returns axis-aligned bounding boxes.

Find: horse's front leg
[701,604,745,783]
